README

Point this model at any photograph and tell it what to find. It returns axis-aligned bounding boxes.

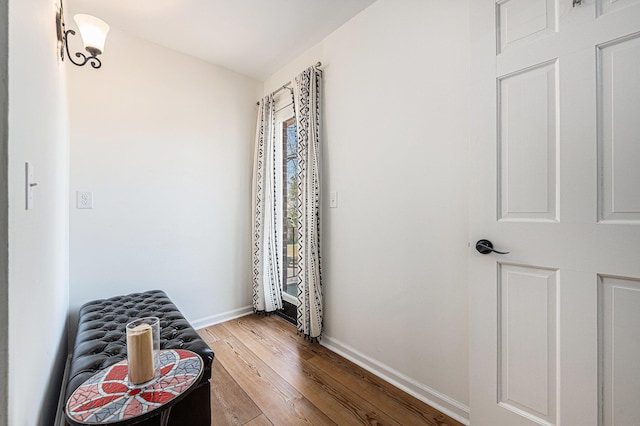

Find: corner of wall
[6,0,70,423]
[0,0,8,423]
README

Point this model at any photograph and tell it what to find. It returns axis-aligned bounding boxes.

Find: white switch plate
[329,191,338,208]
[25,162,35,210]
[77,191,93,209]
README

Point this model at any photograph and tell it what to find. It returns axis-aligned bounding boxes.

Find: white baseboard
[191,305,253,330]
[321,335,470,425]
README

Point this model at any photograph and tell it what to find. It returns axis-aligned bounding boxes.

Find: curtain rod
[256,62,322,106]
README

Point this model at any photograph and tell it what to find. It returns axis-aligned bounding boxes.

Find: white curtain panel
[292,66,323,340]
[251,95,283,313]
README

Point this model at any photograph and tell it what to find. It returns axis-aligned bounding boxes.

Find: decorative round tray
[66,349,203,425]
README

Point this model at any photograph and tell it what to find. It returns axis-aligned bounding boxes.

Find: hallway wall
[264,0,471,421]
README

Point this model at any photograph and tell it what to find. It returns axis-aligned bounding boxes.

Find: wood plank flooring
[197,315,463,426]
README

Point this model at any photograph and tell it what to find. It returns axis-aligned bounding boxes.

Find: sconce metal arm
[64,29,102,69]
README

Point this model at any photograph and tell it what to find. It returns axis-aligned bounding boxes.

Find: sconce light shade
[56,1,109,69]
[73,14,110,56]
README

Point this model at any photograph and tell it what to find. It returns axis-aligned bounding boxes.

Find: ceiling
[66,0,376,80]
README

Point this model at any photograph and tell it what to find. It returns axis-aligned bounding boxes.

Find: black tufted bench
[65,290,214,426]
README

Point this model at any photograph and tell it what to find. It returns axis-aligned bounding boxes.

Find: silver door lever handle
[475,239,510,255]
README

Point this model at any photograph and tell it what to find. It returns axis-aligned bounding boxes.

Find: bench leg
[160,407,172,426]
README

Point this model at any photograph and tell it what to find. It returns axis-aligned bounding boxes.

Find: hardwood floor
[197,315,463,426]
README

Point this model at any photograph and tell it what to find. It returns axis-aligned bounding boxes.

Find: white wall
[68,27,262,330]
[0,1,7,424]
[7,0,70,424]
[265,0,470,421]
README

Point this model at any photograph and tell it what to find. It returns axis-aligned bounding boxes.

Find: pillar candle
[127,323,155,384]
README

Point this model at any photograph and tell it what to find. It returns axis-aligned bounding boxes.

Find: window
[274,98,298,322]
[282,116,298,301]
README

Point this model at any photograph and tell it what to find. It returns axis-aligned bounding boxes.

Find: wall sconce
[56,1,110,69]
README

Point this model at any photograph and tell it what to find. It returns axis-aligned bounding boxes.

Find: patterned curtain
[292,66,323,340]
[251,95,283,313]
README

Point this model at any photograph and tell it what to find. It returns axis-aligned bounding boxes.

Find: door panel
[499,62,558,221]
[470,1,640,425]
[599,276,640,426]
[597,0,640,17]
[598,33,640,222]
[498,264,557,424]
[497,0,558,53]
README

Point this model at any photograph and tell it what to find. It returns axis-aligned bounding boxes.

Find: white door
[469,1,640,425]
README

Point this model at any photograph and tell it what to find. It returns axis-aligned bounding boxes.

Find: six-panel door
[470,1,640,425]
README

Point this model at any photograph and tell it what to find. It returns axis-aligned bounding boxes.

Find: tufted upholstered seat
[65,290,214,426]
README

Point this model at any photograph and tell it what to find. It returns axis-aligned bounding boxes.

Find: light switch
[25,162,36,210]
[329,191,338,208]
[77,191,93,209]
